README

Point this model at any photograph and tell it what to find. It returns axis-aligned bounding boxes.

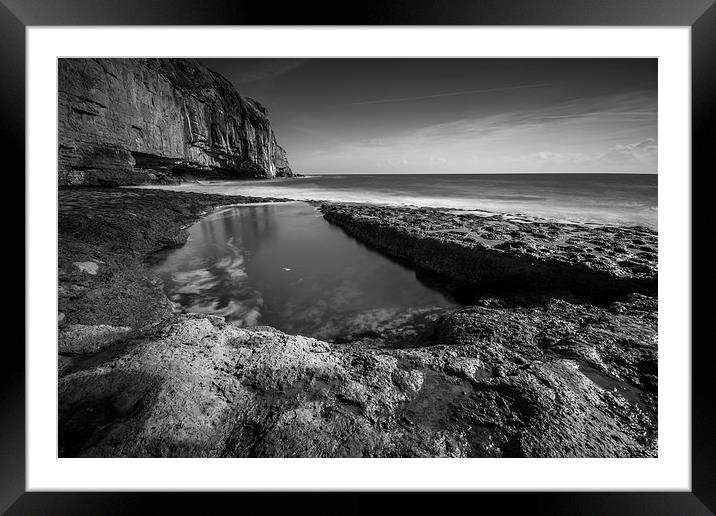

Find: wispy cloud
[334,82,553,107]
[507,138,657,171]
[602,138,658,163]
[292,90,658,173]
[540,111,657,119]
[233,59,306,84]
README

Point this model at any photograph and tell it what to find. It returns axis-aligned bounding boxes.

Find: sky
[199,58,657,175]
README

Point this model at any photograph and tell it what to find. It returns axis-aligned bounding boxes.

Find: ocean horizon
[136,172,657,229]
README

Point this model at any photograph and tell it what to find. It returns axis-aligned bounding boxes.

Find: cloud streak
[507,138,657,171]
[233,59,307,84]
[335,82,554,107]
[540,111,657,120]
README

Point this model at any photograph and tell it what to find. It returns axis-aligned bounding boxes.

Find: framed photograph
[5,0,712,513]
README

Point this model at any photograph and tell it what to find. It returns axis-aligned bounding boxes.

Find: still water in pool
[152,202,460,340]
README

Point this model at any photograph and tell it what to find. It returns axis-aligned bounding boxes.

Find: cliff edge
[58,58,292,186]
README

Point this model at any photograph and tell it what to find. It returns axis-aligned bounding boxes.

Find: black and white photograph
[57,57,659,459]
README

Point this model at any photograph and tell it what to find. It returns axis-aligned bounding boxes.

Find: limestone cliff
[58,58,292,186]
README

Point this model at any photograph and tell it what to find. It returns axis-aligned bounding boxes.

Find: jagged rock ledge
[58,189,657,458]
[321,204,657,299]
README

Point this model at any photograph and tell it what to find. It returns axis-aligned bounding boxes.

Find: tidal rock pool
[152,202,460,341]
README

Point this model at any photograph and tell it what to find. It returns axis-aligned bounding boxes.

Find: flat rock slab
[321,204,657,297]
[59,294,656,458]
[73,261,100,275]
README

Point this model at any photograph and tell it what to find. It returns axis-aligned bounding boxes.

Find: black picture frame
[3,0,712,513]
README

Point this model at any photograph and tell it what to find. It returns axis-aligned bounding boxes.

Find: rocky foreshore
[58,188,657,458]
[321,204,657,298]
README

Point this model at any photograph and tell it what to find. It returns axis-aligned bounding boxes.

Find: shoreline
[58,187,658,458]
[126,175,657,231]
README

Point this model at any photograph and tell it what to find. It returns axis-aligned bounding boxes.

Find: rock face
[58,58,293,186]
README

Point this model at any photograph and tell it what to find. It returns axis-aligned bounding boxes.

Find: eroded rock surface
[59,58,292,186]
[59,295,656,458]
[321,204,657,297]
[58,189,658,458]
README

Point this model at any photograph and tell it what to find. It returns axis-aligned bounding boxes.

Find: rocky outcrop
[58,300,656,458]
[57,189,657,458]
[58,58,293,186]
[321,204,657,298]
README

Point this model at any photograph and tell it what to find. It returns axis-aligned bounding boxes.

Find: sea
[138,173,657,229]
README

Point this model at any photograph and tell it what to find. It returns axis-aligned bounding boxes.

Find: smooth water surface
[153,202,459,339]
[138,173,657,229]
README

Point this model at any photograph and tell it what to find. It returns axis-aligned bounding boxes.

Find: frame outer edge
[0,0,715,25]
[4,0,713,513]
[691,1,716,514]
[0,1,26,514]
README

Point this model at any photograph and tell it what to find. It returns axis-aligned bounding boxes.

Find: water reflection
[153,202,459,340]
